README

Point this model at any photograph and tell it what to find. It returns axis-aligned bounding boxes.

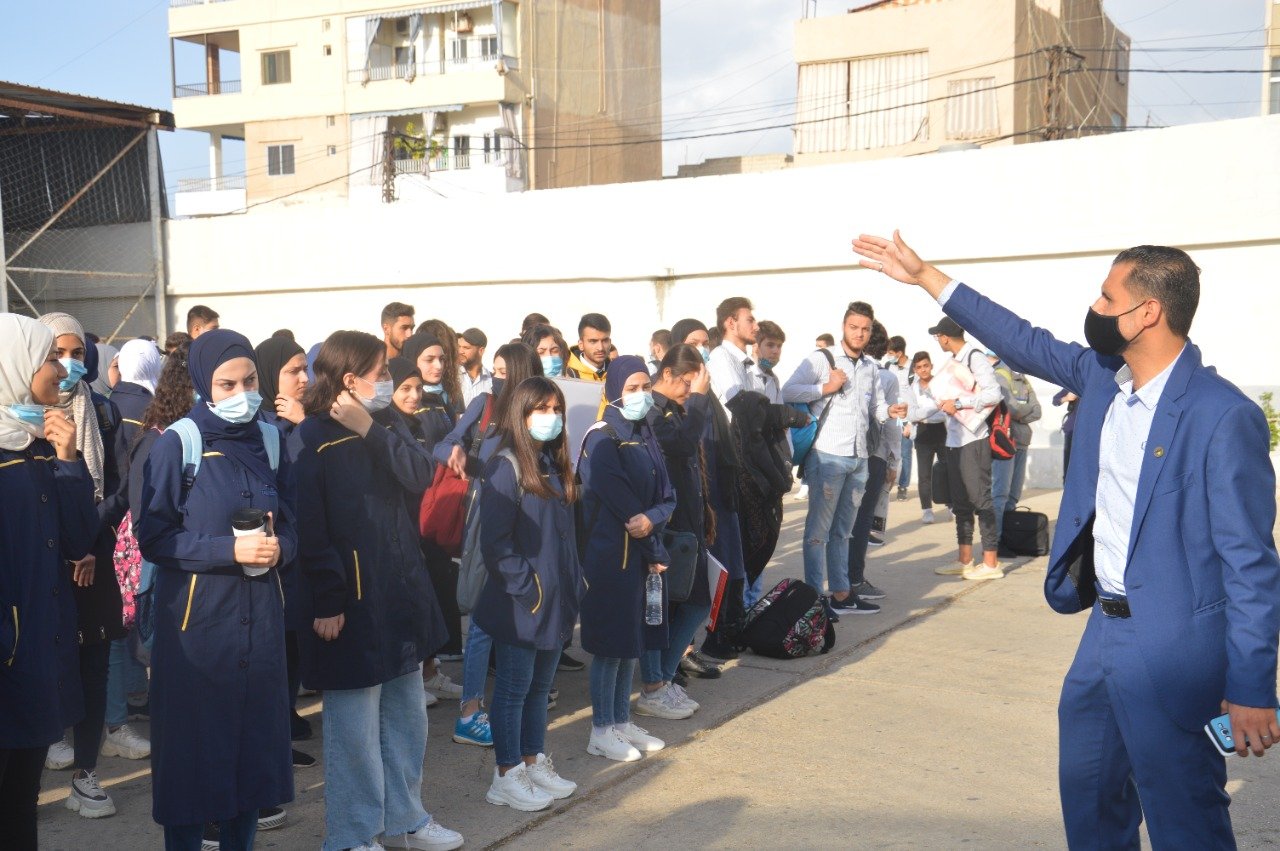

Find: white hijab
[117,338,163,395]
[0,314,55,451]
[38,312,106,500]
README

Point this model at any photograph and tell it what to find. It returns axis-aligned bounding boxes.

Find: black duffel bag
[931,457,951,507]
[1000,506,1051,557]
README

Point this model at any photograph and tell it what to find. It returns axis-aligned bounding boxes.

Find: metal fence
[0,93,169,342]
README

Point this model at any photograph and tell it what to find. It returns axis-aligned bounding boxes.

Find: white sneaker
[423,672,463,699]
[527,752,577,798]
[963,563,1005,582]
[65,769,116,818]
[423,688,439,707]
[921,509,935,524]
[934,561,971,576]
[384,819,464,850]
[45,736,74,769]
[101,724,151,759]
[794,484,809,501]
[668,682,700,713]
[634,684,694,720]
[348,845,387,851]
[485,764,552,811]
[587,727,642,762]
[616,722,665,754]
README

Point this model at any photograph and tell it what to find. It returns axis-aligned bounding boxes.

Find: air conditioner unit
[395,18,409,35]
[456,13,474,33]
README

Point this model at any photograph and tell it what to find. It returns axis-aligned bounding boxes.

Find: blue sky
[0,0,1267,186]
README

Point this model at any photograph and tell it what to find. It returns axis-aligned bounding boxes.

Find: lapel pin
[1153,447,1165,458]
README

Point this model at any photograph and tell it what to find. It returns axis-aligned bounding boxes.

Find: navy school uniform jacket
[578,417,676,659]
[295,414,447,691]
[261,410,309,631]
[371,406,440,524]
[137,423,298,826]
[0,442,96,749]
[472,449,586,651]
[647,392,712,607]
[432,389,499,475]
[109,381,151,493]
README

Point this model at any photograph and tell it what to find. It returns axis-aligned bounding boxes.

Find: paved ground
[35,487,1280,850]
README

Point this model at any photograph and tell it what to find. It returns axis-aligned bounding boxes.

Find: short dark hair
[707,326,723,349]
[716,297,753,332]
[381,302,414,327]
[521,313,550,335]
[887,335,906,354]
[1112,245,1200,338]
[757,320,785,343]
[910,351,932,371]
[650,329,671,347]
[865,321,890,360]
[815,333,835,347]
[164,331,192,354]
[186,305,218,334]
[844,301,875,323]
[578,313,611,338]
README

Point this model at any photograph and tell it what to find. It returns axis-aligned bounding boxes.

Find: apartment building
[1266,0,1279,115]
[792,0,1130,164]
[169,0,661,215]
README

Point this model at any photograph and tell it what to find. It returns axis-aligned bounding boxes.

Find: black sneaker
[126,700,150,722]
[896,486,908,501]
[557,651,585,672]
[290,710,312,742]
[257,806,286,831]
[820,596,841,624]
[833,594,881,615]
[201,823,220,851]
[679,651,723,680]
[672,669,690,689]
[291,748,316,768]
[852,581,886,601]
[867,531,886,547]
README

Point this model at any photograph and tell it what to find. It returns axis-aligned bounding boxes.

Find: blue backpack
[790,347,837,472]
[134,419,281,652]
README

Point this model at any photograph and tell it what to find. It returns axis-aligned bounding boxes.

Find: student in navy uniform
[38,312,133,818]
[138,328,296,851]
[294,331,462,851]
[433,342,542,748]
[254,335,316,755]
[475,377,584,813]
[579,355,675,762]
[638,344,716,718]
[0,314,97,850]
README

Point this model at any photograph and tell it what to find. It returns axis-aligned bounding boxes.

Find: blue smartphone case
[1204,710,1280,756]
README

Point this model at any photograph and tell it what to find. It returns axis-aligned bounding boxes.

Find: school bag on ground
[457,449,521,615]
[736,577,835,659]
[999,506,1051,557]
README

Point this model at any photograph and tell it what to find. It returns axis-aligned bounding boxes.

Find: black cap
[927,316,965,338]
[461,327,487,348]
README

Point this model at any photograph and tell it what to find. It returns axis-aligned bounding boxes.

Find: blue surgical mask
[7,404,45,431]
[759,358,776,371]
[698,346,710,364]
[615,391,654,422]
[355,378,394,412]
[540,355,563,376]
[207,390,262,424]
[58,358,87,392]
[528,412,563,442]
[422,383,444,396]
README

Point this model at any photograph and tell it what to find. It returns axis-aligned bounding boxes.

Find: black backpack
[737,578,835,659]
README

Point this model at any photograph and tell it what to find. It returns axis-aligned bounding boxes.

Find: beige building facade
[792,0,1130,164]
[169,0,661,215]
[1266,0,1280,115]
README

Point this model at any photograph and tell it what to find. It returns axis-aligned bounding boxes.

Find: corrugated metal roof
[0,81,174,129]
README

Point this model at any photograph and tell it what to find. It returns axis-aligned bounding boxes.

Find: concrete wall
[165,114,1280,485]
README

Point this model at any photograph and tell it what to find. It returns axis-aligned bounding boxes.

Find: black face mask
[1083,302,1145,356]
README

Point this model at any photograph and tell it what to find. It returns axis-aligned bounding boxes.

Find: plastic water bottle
[645,573,664,626]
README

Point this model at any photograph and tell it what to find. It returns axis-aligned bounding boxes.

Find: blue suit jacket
[944,283,1280,731]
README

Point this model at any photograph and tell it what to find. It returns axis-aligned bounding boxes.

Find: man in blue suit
[853,231,1280,849]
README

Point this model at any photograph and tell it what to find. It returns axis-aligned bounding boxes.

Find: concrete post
[148,129,168,339]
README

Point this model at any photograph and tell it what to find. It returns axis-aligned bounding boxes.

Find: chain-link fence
[0,86,170,343]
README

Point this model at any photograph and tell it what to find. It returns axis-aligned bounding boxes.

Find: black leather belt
[1100,597,1131,619]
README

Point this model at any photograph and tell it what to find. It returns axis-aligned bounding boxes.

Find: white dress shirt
[460,366,493,407]
[782,347,888,458]
[1094,346,1186,596]
[708,340,758,409]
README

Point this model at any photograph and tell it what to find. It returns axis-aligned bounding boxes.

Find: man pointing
[853,230,1279,849]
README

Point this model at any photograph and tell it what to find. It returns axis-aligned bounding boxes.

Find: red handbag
[419,397,493,556]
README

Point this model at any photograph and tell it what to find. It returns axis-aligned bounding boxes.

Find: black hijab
[188,329,275,489]
[254,336,305,403]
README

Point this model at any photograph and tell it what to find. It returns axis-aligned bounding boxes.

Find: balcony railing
[349,49,506,83]
[174,80,241,98]
[394,150,503,175]
[177,175,247,192]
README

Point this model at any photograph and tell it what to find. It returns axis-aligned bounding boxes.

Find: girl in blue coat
[578,355,675,762]
[474,376,585,813]
[138,329,297,851]
[294,331,462,851]
[0,314,97,850]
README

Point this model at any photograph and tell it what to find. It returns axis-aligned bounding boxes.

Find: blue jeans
[589,656,636,727]
[491,643,558,768]
[320,667,430,851]
[461,620,493,708]
[164,810,256,851]
[640,602,711,684]
[106,635,148,728]
[847,455,887,588]
[802,450,868,595]
[991,448,1029,541]
[899,433,913,487]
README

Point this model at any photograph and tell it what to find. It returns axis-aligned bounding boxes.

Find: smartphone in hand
[1205,710,1280,756]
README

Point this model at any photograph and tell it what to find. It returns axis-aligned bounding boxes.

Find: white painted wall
[166,115,1280,486]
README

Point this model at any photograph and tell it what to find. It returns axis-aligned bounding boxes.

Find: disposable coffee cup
[231,508,269,576]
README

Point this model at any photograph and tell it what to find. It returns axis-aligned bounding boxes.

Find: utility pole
[1041,45,1085,141]
[381,131,396,203]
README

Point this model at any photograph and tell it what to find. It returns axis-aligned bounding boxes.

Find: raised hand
[852,230,953,297]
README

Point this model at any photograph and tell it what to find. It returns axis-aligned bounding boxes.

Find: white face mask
[355,377,393,412]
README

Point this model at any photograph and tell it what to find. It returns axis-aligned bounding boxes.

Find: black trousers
[701,577,745,658]
[948,441,998,553]
[285,630,302,712]
[914,440,946,509]
[0,747,46,850]
[73,640,110,771]
[423,543,463,657]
